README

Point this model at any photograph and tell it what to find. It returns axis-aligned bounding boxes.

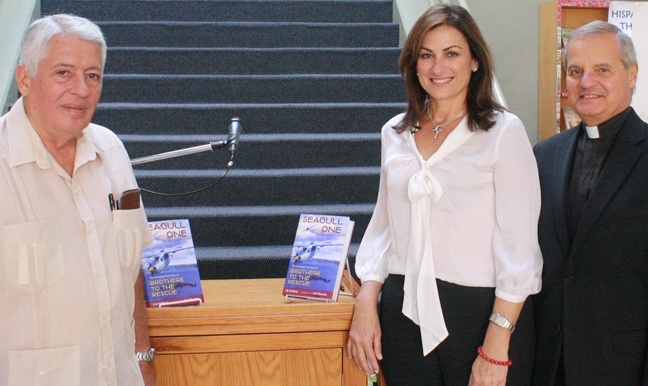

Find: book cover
[282,214,355,301]
[141,219,204,307]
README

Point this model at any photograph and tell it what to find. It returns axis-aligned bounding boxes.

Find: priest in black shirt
[533,21,648,385]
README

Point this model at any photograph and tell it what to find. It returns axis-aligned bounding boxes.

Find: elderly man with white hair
[0,14,156,385]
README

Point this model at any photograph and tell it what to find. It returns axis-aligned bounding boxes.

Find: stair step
[123,133,381,169]
[39,0,399,270]
[195,244,360,280]
[196,246,293,280]
[42,0,393,23]
[96,21,399,48]
[94,102,406,135]
[143,204,374,247]
[134,167,380,207]
[105,47,401,75]
[101,74,405,104]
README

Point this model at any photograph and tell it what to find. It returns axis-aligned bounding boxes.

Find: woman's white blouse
[355,111,542,355]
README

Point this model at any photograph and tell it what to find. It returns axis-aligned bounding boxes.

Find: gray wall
[467,0,545,144]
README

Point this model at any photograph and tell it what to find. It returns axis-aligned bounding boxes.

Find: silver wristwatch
[136,347,156,364]
[489,312,515,333]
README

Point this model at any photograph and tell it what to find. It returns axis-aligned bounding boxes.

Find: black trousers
[379,275,534,386]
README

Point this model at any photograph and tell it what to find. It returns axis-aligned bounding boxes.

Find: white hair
[563,20,637,70]
[19,14,106,77]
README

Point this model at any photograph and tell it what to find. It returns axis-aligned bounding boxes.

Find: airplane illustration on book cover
[141,219,204,307]
[283,214,354,301]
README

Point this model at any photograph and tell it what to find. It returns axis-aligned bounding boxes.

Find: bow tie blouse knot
[408,165,443,203]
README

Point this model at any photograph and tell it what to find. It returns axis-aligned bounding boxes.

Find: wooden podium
[147,279,368,385]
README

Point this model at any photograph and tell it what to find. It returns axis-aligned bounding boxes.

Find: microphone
[227,117,242,156]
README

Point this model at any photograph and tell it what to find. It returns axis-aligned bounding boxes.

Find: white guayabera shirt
[0,97,153,386]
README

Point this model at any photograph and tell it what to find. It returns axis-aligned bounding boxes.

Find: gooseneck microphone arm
[130,117,242,166]
[129,117,242,197]
[130,140,228,165]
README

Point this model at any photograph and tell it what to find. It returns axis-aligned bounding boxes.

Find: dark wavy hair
[394,4,504,133]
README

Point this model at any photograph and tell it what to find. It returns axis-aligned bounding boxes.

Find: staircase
[41,0,406,279]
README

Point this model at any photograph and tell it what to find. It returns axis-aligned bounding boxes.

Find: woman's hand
[346,281,383,375]
[469,354,508,386]
[469,297,522,385]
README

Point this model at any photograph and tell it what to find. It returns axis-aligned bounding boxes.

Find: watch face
[490,313,513,331]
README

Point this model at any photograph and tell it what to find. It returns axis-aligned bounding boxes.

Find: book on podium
[282,213,355,302]
[141,219,204,307]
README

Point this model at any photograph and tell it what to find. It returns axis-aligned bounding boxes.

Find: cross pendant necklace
[427,106,467,139]
[431,125,444,139]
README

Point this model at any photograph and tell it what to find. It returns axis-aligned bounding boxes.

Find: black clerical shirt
[566,107,632,245]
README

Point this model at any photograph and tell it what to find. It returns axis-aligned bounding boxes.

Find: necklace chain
[426,105,467,139]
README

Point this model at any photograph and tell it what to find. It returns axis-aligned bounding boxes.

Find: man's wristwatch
[489,312,516,333]
[136,347,156,364]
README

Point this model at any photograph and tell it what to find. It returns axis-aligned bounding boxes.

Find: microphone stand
[129,117,241,195]
[130,140,229,165]
[129,139,234,196]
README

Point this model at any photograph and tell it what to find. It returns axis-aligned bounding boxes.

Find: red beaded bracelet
[477,346,512,367]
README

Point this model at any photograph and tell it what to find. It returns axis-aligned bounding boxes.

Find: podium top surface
[146,279,356,337]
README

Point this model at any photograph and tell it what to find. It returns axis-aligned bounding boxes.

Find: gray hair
[19,14,106,77]
[562,20,637,70]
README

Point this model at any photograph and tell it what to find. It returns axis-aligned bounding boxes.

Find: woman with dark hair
[346,4,542,385]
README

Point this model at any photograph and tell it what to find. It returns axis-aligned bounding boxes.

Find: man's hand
[134,272,156,385]
[139,362,157,386]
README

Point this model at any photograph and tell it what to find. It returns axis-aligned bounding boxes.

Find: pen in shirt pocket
[108,193,118,211]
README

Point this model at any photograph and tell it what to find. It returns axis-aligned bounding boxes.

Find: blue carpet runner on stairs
[41,0,406,279]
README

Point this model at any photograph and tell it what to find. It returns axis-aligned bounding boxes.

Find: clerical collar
[581,107,632,141]
[585,126,599,139]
